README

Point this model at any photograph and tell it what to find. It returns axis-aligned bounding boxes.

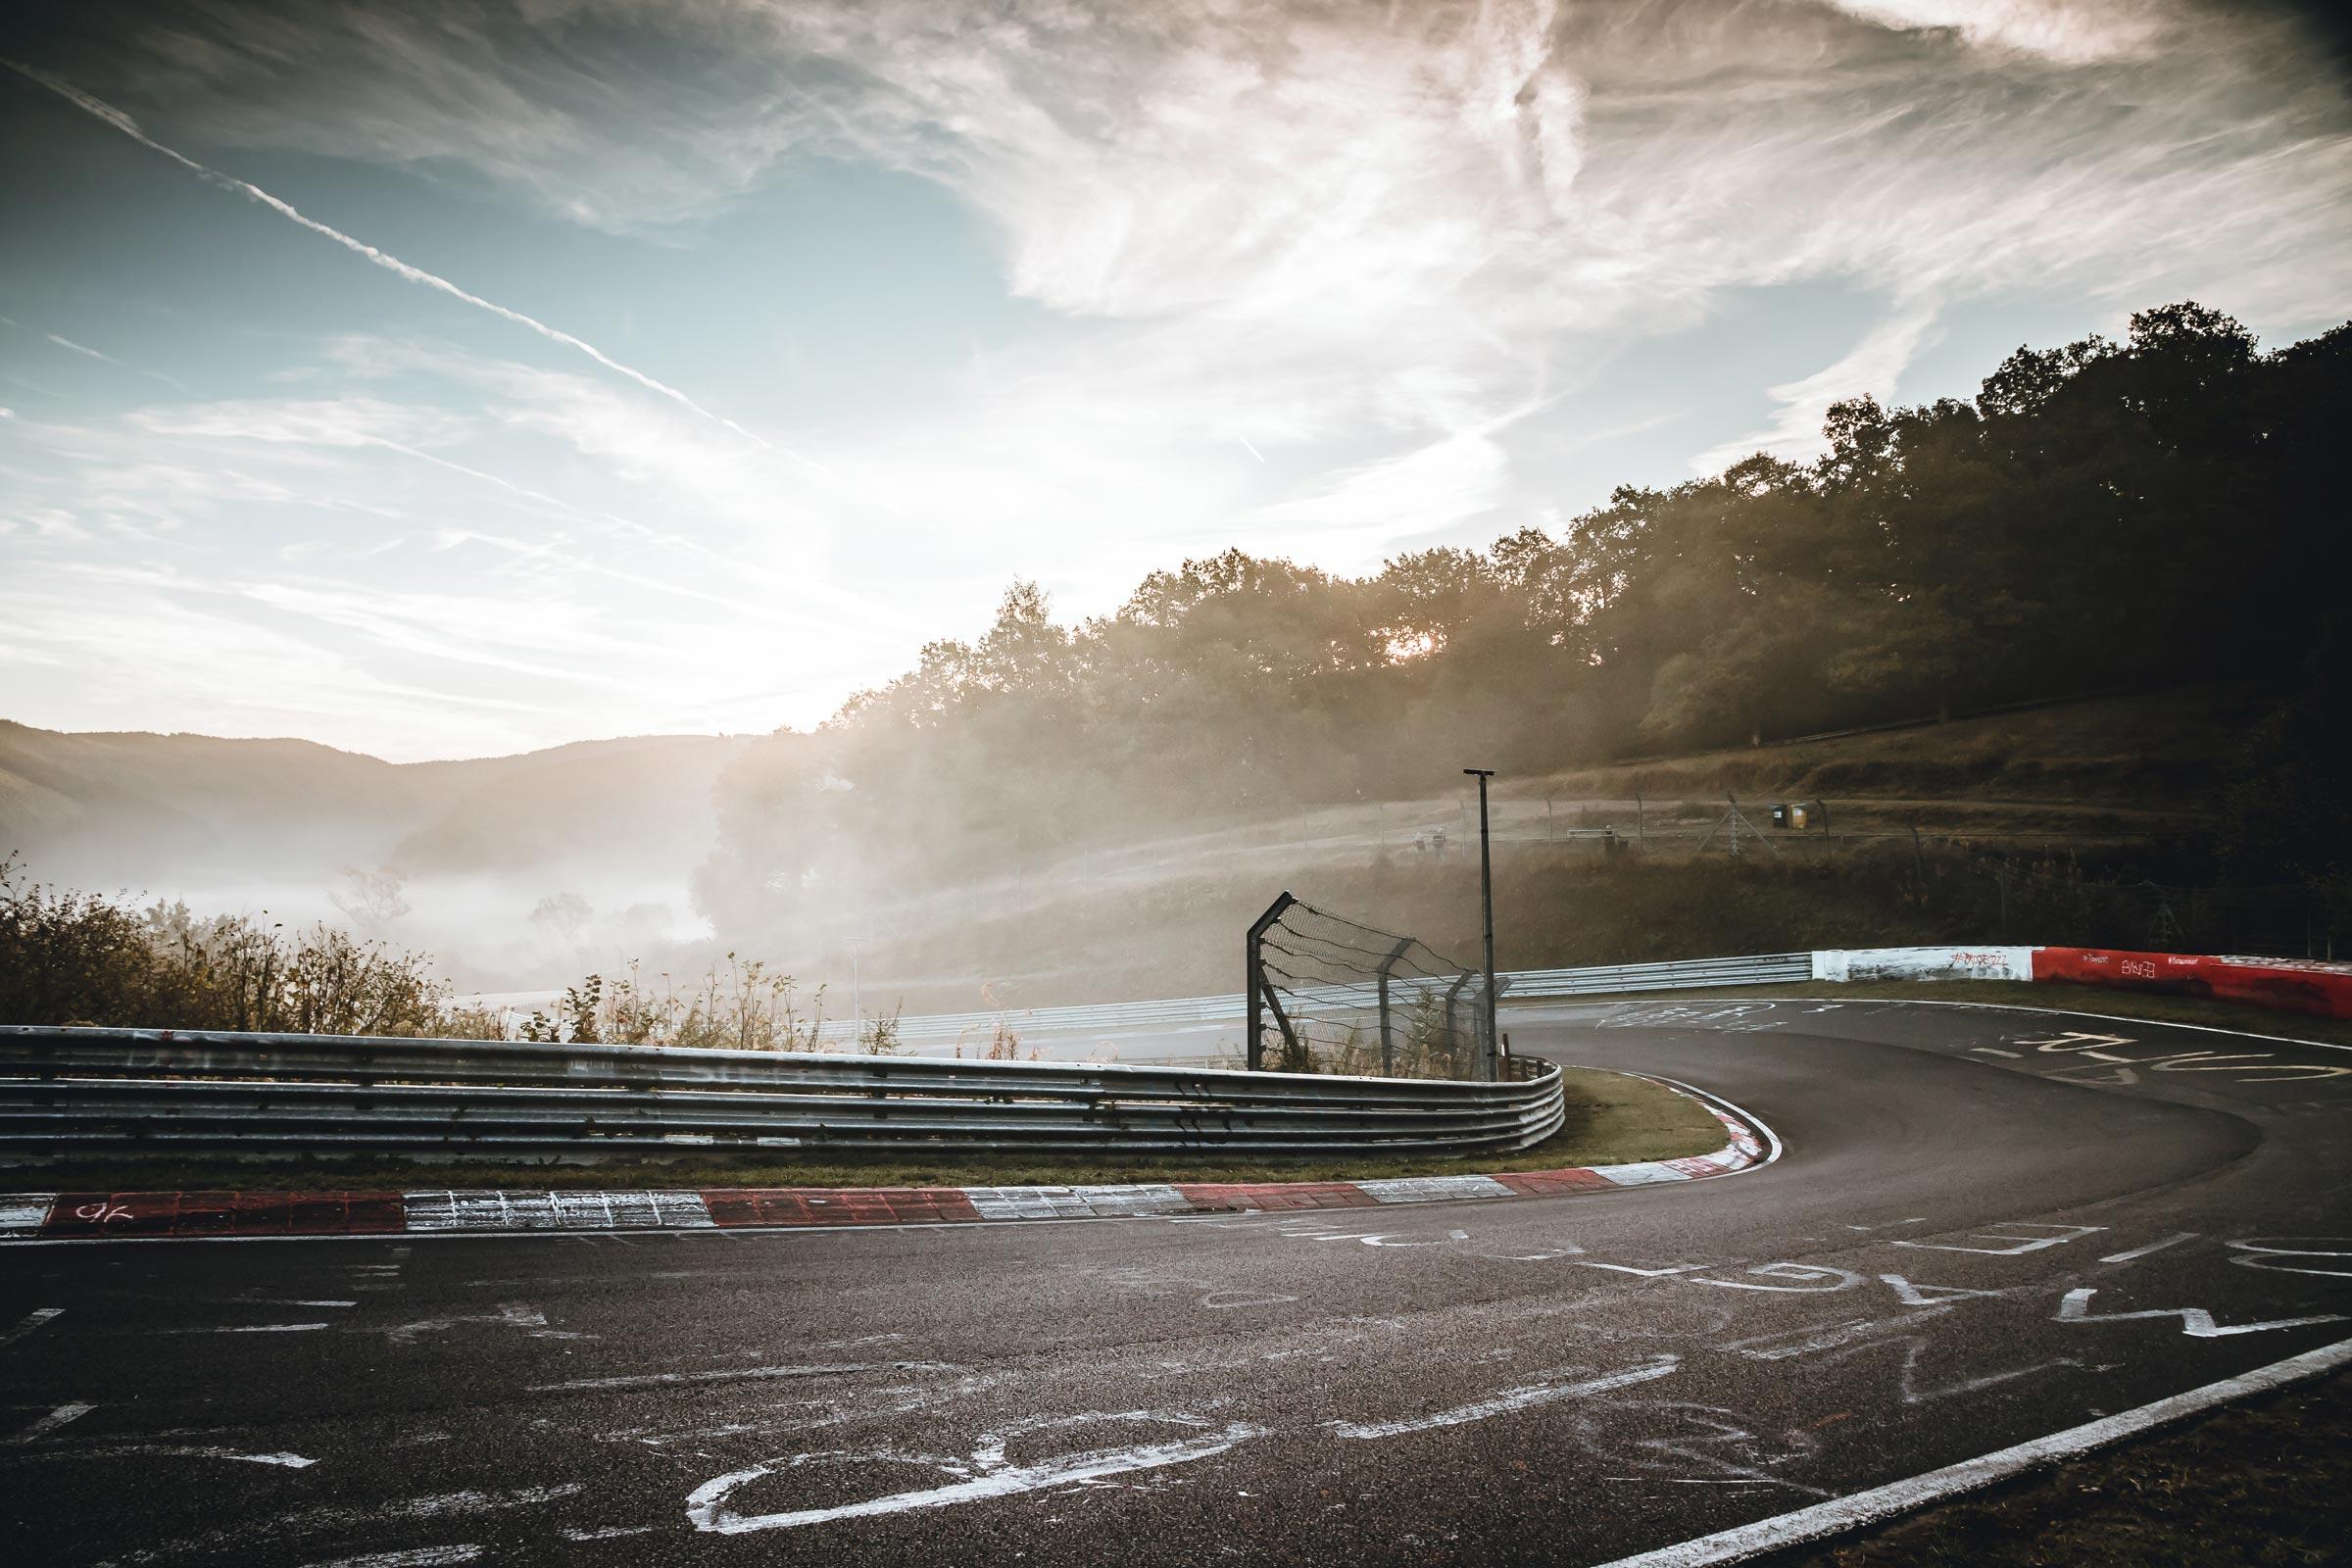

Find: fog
[5,306,2347,1022]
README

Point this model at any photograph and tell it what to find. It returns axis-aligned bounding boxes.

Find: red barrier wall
[2031,948,2352,1020]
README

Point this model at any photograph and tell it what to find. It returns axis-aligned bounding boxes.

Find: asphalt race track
[4,997,2347,1567]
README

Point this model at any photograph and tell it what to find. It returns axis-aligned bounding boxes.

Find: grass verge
[1771,1368,2352,1567]
[1558,978,2352,1048]
[6,1066,1728,1193]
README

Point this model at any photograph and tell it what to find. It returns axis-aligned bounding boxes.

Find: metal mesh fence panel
[1247,895,1489,1080]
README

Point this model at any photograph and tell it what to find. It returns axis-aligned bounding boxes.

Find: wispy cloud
[1689,302,1946,472]
[0,57,829,474]
[2,0,2346,756]
[43,331,118,364]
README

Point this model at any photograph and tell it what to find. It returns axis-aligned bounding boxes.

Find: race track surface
[4,998,2347,1566]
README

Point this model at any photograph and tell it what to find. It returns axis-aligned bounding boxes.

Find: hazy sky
[2,1,2347,760]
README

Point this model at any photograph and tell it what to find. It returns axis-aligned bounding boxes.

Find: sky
[1,0,2347,762]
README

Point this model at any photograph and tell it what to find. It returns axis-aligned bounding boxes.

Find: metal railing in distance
[0,1026,1563,1162]
[834,954,1815,1048]
[1499,953,1814,1000]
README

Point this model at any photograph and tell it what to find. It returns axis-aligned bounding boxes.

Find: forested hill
[698,303,2350,927]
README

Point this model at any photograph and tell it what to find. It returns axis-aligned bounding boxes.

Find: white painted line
[528,1360,958,1393]
[159,1322,331,1334]
[8,1402,95,1443]
[688,1415,1265,1534]
[2055,1287,2344,1339]
[106,1444,318,1467]
[296,1548,482,1568]
[0,1307,64,1348]
[1328,1355,1680,1440]
[1640,994,2352,1054]
[1726,1310,1952,1361]
[379,1484,584,1520]
[560,1525,656,1541]
[2101,1233,2199,1264]
[240,1298,360,1308]
[1627,1072,1787,1168]
[1588,1335,2352,1568]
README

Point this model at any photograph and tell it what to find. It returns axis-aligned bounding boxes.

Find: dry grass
[7,1065,1727,1193]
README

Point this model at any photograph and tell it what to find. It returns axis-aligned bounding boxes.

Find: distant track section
[0,1027,1564,1162]
[808,946,2345,1049]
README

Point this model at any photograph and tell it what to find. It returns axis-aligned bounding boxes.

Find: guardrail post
[1377,935,1412,1076]
[1246,892,1298,1072]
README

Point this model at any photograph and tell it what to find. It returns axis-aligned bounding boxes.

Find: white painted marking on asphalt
[2100,1233,2198,1264]
[160,1322,331,1334]
[1348,1229,1472,1249]
[686,1413,1264,1534]
[0,1307,63,1348]
[1877,1274,2011,1307]
[1587,1336,2352,1568]
[296,1548,482,1568]
[2225,1239,2352,1279]
[241,1298,360,1308]
[1571,1261,1707,1278]
[561,1524,657,1541]
[1891,1223,2105,1256]
[385,1302,582,1346]
[7,1402,94,1443]
[1726,1310,1954,1361]
[382,1485,585,1519]
[1966,1047,2022,1057]
[2055,1287,2347,1338]
[1692,1263,1862,1293]
[1736,993,2352,1053]
[531,1360,958,1392]
[1327,1355,1680,1440]
[111,1444,317,1467]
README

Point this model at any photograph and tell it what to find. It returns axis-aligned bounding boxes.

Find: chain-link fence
[1245,893,1493,1080]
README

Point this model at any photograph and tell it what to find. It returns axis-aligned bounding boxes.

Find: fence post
[1246,892,1298,1072]
[1444,970,1472,1075]
[1377,935,1412,1076]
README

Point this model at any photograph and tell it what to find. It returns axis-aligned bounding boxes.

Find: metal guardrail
[1499,953,1814,999]
[0,1027,1564,1162]
[817,953,1815,1043]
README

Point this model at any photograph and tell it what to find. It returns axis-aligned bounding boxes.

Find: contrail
[2,59,831,478]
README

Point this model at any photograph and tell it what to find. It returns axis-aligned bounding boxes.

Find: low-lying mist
[4,303,2344,1019]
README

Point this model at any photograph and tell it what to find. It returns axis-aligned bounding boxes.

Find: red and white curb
[0,1081,1774,1245]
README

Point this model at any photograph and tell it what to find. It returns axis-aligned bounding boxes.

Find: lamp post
[1463,767,1497,1081]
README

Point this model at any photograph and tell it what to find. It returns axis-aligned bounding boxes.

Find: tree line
[697,303,2349,931]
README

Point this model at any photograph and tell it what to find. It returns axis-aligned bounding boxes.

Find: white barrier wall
[1812,947,2037,983]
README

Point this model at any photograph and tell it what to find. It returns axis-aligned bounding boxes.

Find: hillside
[0,721,747,885]
[0,723,750,989]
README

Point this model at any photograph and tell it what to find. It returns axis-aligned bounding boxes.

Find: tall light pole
[1463,767,1497,1081]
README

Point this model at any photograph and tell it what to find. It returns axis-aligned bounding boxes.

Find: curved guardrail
[0,1026,1565,1162]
